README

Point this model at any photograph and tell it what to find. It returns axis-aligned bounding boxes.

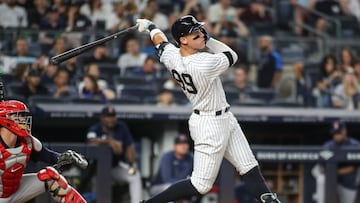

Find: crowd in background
[1,0,360,110]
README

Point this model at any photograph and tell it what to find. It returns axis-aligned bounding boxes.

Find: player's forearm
[149,24,168,46]
[206,38,238,65]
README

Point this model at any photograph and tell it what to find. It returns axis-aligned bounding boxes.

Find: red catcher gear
[37,166,87,203]
[0,100,32,137]
[0,136,32,197]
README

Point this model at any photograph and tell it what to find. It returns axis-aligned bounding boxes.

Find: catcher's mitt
[56,150,88,172]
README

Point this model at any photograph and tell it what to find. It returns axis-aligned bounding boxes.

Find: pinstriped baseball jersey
[158,42,258,194]
[160,43,230,111]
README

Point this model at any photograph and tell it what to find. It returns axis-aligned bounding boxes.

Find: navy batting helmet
[171,15,205,44]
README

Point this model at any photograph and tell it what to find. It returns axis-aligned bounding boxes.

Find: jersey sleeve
[30,146,60,165]
[159,43,179,71]
[197,52,230,81]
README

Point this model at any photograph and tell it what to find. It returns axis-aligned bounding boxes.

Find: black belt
[194,107,230,116]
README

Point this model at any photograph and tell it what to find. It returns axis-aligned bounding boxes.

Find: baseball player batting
[136,16,281,203]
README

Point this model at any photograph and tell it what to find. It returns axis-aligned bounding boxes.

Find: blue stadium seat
[113,76,148,87]
[110,96,142,105]
[246,88,276,103]
[118,86,157,103]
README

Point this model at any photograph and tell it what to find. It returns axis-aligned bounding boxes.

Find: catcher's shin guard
[37,166,87,203]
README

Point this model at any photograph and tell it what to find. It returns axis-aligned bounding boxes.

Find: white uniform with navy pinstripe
[160,43,259,194]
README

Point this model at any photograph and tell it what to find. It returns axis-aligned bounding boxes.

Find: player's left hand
[136,19,154,32]
[56,150,88,172]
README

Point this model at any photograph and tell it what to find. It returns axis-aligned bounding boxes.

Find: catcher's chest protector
[0,136,32,197]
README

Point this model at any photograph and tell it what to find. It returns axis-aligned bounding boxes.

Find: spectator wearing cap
[313,120,360,203]
[86,106,143,203]
[39,6,67,30]
[18,68,50,100]
[149,134,193,198]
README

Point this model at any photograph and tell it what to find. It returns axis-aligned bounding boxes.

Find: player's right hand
[136,19,154,32]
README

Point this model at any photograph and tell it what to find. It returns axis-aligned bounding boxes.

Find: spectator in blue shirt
[314,120,360,203]
[256,35,283,88]
[86,105,142,203]
[150,134,193,197]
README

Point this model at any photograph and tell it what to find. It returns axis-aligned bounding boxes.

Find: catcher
[0,99,88,203]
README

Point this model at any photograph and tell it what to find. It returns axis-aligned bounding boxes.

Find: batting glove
[136,19,154,32]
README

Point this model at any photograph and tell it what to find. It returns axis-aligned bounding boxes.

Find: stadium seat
[110,96,142,105]
[28,95,68,107]
[6,82,23,97]
[117,86,157,103]
[113,76,148,87]
[70,98,104,104]
[230,97,267,107]
[245,88,276,104]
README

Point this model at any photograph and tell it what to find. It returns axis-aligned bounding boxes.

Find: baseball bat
[50,25,138,65]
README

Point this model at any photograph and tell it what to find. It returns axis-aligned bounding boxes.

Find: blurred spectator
[65,1,92,32]
[0,44,16,74]
[79,74,108,101]
[124,2,139,26]
[141,0,169,31]
[312,54,342,108]
[339,47,356,73]
[117,38,148,73]
[238,1,272,25]
[48,37,67,58]
[19,68,50,100]
[292,62,308,105]
[0,0,28,28]
[212,12,249,38]
[353,58,360,83]
[207,0,237,28]
[86,105,143,203]
[331,68,360,110]
[31,54,49,73]
[308,0,349,35]
[224,64,254,101]
[27,0,48,29]
[59,53,79,85]
[11,38,37,65]
[106,2,131,33]
[48,68,78,99]
[290,0,312,36]
[13,38,31,57]
[40,63,58,86]
[125,56,162,80]
[80,0,113,30]
[156,88,175,107]
[39,6,67,30]
[179,0,204,21]
[78,63,108,94]
[11,63,29,83]
[348,0,360,22]
[83,44,116,65]
[52,0,68,19]
[256,35,283,88]
[313,120,360,203]
[149,134,193,197]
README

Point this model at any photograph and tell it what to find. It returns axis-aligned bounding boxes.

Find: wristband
[150,28,162,40]
[148,24,156,31]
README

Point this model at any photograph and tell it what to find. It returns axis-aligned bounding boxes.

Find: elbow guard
[223,51,234,66]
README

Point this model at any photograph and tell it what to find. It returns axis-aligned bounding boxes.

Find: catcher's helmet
[0,100,32,137]
[171,15,205,45]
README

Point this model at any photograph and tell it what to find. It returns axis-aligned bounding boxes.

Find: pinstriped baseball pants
[188,111,258,194]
